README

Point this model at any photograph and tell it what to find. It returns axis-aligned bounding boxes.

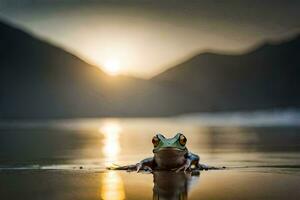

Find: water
[0,118,300,200]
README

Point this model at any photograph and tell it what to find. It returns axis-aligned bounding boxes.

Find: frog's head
[152,133,188,153]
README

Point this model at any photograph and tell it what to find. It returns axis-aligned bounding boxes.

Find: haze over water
[1,117,299,199]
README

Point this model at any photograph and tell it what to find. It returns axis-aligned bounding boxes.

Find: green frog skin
[110,133,223,172]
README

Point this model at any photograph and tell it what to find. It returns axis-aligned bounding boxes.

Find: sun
[103,58,121,76]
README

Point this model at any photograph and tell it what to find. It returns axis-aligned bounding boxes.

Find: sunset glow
[103,58,121,76]
[2,2,299,78]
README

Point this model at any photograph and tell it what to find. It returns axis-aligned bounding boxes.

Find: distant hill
[152,35,300,112]
[0,21,197,119]
[1,20,299,119]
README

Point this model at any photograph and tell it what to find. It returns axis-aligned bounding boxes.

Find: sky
[0,0,299,78]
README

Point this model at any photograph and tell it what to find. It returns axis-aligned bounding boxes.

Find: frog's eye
[152,136,160,147]
[179,135,187,146]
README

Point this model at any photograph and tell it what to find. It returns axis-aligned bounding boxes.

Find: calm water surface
[0,118,300,200]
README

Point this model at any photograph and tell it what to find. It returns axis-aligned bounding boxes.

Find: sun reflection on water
[100,171,126,200]
[99,122,122,165]
[99,121,125,200]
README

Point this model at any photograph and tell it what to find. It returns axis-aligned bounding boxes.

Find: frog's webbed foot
[136,163,153,173]
[136,164,153,173]
[108,157,155,173]
[175,158,192,173]
[174,152,199,173]
[136,157,155,173]
[198,163,210,170]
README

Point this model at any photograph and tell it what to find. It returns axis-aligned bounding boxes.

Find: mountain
[1,20,299,119]
[0,21,197,119]
[152,35,300,112]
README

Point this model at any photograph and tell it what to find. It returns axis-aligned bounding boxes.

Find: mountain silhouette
[152,35,300,112]
[0,20,197,119]
[0,20,299,119]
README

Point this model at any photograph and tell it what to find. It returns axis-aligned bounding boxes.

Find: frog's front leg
[175,152,199,172]
[136,157,155,173]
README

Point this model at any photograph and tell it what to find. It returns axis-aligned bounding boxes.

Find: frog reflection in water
[110,133,224,172]
[152,171,199,200]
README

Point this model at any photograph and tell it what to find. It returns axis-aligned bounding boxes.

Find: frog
[109,133,224,172]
